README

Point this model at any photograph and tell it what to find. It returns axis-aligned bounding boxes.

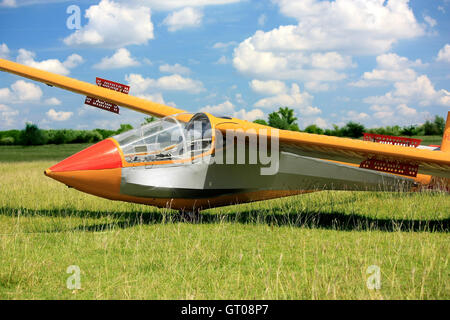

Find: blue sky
[0,0,449,131]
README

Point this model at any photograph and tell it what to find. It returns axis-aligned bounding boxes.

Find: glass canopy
[113,113,213,164]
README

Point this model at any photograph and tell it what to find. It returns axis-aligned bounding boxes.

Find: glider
[1,58,449,212]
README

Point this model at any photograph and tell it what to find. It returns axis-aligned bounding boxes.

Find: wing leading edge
[0,58,186,118]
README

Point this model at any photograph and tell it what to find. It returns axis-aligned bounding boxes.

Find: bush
[304,124,324,135]
[253,119,268,126]
[0,136,14,145]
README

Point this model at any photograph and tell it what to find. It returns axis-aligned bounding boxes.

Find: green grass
[0,143,92,162]
[0,145,448,299]
[411,136,442,146]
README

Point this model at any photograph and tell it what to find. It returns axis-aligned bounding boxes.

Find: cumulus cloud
[436,44,450,63]
[16,49,83,75]
[364,75,450,108]
[200,100,264,121]
[125,73,204,94]
[273,0,423,53]
[163,7,203,32]
[233,0,424,81]
[0,104,19,127]
[367,104,429,126]
[46,109,73,121]
[159,63,190,75]
[44,97,62,106]
[94,48,140,69]
[350,53,424,87]
[250,79,288,96]
[253,83,321,117]
[0,80,43,103]
[64,0,154,48]
[304,81,330,92]
[0,43,10,59]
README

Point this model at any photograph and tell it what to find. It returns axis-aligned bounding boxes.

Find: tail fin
[441,112,450,152]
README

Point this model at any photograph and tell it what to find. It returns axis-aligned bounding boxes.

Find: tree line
[0,110,445,146]
[254,107,446,138]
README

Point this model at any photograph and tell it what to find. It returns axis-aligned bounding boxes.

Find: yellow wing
[0,58,185,118]
[213,116,450,179]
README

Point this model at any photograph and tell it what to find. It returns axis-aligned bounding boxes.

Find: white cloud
[16,49,83,75]
[0,43,10,59]
[199,100,264,121]
[310,52,355,70]
[424,15,437,28]
[94,48,139,69]
[304,81,330,92]
[64,0,154,48]
[233,108,264,121]
[0,0,16,7]
[135,92,167,105]
[163,7,203,32]
[0,104,18,127]
[273,0,423,53]
[253,83,320,115]
[364,75,450,108]
[125,73,204,94]
[233,39,349,82]
[44,97,62,106]
[249,79,288,95]
[257,14,266,26]
[46,109,73,121]
[345,110,370,122]
[351,53,424,87]
[366,104,429,126]
[0,80,43,103]
[396,103,417,117]
[157,74,204,93]
[200,100,235,115]
[215,56,228,64]
[233,0,424,81]
[159,63,190,75]
[436,44,450,63]
[212,41,238,50]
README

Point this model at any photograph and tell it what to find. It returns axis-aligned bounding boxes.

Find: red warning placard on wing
[363,133,422,147]
[84,78,130,114]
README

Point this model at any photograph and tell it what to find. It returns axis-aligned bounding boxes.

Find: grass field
[0,144,448,299]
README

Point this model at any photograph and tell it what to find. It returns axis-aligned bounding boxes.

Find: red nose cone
[50,139,122,172]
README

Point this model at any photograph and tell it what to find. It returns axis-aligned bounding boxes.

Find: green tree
[340,121,366,138]
[253,119,268,126]
[116,124,134,134]
[19,123,48,146]
[400,125,419,137]
[304,124,324,135]
[267,107,300,131]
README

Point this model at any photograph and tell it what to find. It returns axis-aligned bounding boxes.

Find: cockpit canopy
[113,113,213,164]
